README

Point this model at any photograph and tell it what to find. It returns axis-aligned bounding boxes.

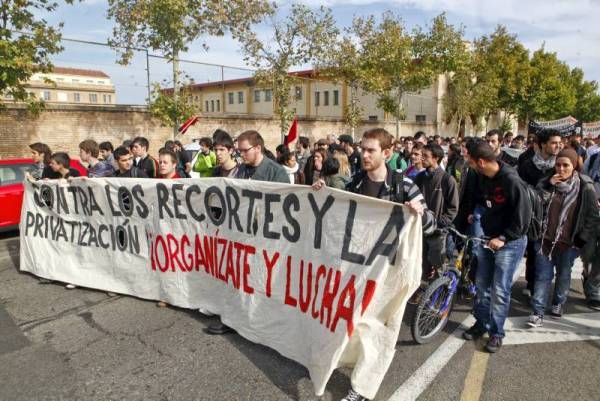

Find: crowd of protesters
[26,126,600,401]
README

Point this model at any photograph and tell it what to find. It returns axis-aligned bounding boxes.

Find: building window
[72,79,79,83]
[228,92,234,105]
[86,80,94,83]
[368,115,378,121]
[315,91,320,106]
[264,89,272,102]
[324,91,329,106]
[97,80,104,84]
[103,94,107,103]
[107,94,112,103]
[238,91,244,104]
[295,86,302,100]
[211,100,214,112]
[194,95,199,102]
[333,90,339,106]
[416,114,426,123]
[254,90,261,102]
[42,91,51,101]
[73,93,80,102]
[205,100,209,111]
[216,99,220,112]
[89,93,97,103]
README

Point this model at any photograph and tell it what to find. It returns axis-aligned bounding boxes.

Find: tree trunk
[172,50,179,140]
[395,90,403,139]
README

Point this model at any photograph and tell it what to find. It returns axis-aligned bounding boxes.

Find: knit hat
[556,148,578,167]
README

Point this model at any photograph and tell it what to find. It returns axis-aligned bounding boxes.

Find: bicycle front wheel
[411,274,456,344]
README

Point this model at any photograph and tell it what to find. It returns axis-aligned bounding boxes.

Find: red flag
[178,115,199,135]
[284,115,298,146]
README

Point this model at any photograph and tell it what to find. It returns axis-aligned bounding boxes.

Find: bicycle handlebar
[443,226,490,242]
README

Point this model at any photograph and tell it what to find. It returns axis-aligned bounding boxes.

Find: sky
[42,0,600,105]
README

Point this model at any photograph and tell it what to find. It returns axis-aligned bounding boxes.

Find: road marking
[387,315,474,401]
[459,350,489,401]
[387,311,600,401]
[503,312,600,345]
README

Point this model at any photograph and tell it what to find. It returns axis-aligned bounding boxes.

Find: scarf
[532,151,556,172]
[540,173,580,258]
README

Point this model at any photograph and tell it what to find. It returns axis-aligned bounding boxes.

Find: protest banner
[583,121,600,137]
[19,177,422,399]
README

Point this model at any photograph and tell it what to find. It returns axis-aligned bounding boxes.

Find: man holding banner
[314,127,435,401]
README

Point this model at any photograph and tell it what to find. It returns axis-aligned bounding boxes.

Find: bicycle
[410,227,489,344]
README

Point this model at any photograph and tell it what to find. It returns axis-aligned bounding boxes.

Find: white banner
[583,121,600,137]
[19,177,422,399]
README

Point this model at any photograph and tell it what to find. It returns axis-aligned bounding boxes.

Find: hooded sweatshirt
[480,161,531,241]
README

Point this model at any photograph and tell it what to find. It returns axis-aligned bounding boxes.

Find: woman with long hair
[528,149,600,327]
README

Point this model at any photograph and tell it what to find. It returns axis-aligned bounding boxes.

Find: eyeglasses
[238,146,256,153]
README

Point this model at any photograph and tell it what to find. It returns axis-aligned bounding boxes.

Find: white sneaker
[198,308,215,317]
[65,284,77,289]
[527,314,543,328]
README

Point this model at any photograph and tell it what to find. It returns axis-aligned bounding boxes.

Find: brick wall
[0,104,437,160]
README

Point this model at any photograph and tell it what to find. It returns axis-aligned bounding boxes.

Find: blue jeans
[531,243,579,316]
[473,236,527,337]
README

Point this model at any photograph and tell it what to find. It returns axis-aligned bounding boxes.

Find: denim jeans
[473,235,527,337]
[531,242,580,316]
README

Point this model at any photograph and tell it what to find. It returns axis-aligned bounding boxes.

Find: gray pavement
[1,231,599,401]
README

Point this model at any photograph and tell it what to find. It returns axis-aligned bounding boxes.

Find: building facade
[181,70,444,130]
[15,67,116,105]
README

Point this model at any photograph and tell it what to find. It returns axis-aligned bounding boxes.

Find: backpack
[524,183,543,241]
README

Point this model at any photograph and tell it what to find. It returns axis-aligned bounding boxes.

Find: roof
[50,67,110,79]
[164,69,318,92]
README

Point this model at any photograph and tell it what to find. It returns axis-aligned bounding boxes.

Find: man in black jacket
[462,139,529,354]
[518,129,562,294]
[130,136,158,178]
[339,134,362,177]
[112,146,148,178]
[414,143,459,280]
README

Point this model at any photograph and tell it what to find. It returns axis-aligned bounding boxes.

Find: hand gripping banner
[19,177,422,399]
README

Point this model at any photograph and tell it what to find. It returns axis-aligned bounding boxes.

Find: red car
[0,158,87,232]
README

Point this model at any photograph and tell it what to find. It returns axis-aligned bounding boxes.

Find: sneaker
[206,322,234,335]
[156,301,168,307]
[65,284,77,289]
[462,323,486,341]
[341,388,368,401]
[587,300,600,311]
[527,314,543,328]
[550,304,563,318]
[485,335,503,353]
[198,308,215,317]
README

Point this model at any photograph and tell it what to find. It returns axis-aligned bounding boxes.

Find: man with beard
[518,129,562,295]
[335,128,435,401]
[206,129,288,335]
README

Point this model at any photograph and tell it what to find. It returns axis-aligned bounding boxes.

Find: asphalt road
[1,231,599,401]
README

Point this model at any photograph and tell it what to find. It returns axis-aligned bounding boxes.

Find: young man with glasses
[235,130,289,183]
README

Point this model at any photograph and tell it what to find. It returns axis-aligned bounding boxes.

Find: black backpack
[524,183,543,241]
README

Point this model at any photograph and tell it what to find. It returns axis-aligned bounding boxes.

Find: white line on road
[503,312,600,345]
[387,311,600,401]
[387,315,474,401]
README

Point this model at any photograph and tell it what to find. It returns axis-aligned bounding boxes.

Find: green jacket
[193,151,217,177]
